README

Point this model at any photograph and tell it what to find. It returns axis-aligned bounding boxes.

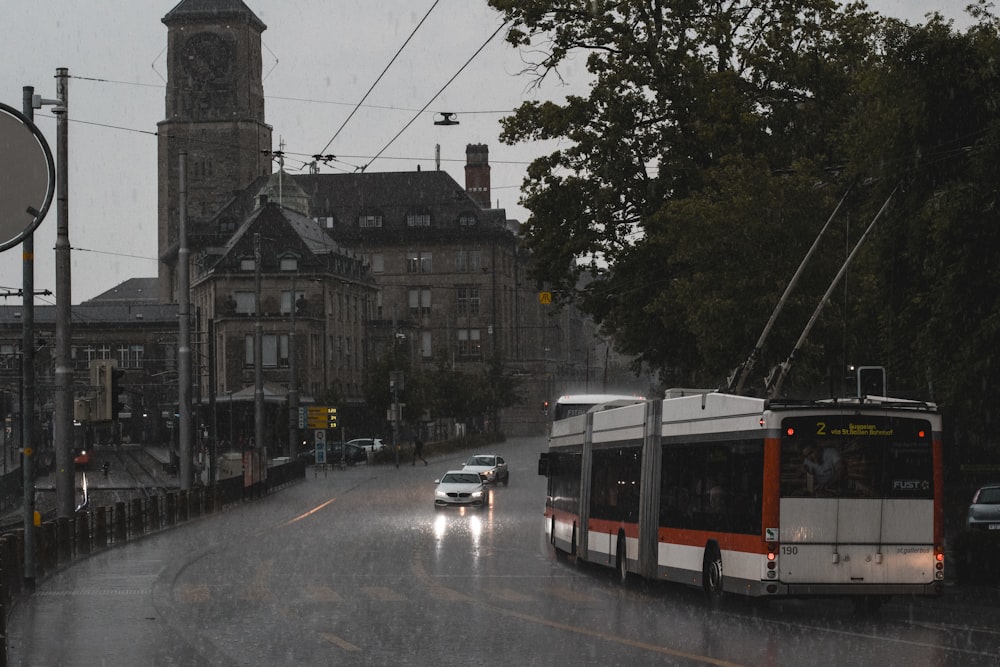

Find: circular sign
[0,102,55,252]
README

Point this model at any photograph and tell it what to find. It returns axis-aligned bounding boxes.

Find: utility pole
[288,273,298,459]
[21,86,38,589]
[178,151,192,490]
[52,68,73,519]
[254,233,264,460]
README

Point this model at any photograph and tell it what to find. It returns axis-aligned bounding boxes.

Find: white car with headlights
[462,454,509,486]
[434,470,489,508]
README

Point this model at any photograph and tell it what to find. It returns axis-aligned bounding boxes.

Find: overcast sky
[0,1,979,303]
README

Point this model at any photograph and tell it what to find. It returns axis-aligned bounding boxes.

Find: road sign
[0,103,54,252]
[314,429,326,464]
[305,405,337,429]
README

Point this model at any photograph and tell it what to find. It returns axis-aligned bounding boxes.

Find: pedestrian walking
[412,435,427,466]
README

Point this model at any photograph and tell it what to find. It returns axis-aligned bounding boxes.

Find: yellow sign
[306,406,338,428]
[539,291,552,305]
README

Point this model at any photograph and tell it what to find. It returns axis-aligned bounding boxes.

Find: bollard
[75,513,90,556]
[113,502,127,544]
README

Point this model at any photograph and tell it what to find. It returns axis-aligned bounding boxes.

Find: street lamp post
[288,273,298,459]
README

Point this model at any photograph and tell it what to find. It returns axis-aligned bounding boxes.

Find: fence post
[75,513,90,556]
[57,517,72,563]
[148,495,160,531]
[165,492,176,526]
[130,498,144,537]
[113,502,127,544]
[94,506,107,549]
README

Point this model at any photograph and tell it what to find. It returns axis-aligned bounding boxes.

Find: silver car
[434,470,489,508]
[967,484,1000,530]
[462,454,509,486]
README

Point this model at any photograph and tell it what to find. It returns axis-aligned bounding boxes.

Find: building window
[280,257,298,271]
[456,286,480,316]
[421,331,432,358]
[459,213,477,226]
[118,345,144,369]
[281,290,305,315]
[234,291,255,315]
[457,329,481,358]
[406,251,432,273]
[408,288,431,317]
[455,250,481,273]
[239,257,255,271]
[0,344,16,370]
[369,253,384,273]
[358,214,383,228]
[244,334,290,368]
[406,212,431,227]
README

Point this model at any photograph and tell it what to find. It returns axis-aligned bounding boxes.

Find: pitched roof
[84,278,160,305]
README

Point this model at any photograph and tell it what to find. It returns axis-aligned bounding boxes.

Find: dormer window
[406,212,431,227]
[280,256,298,272]
[359,213,383,228]
[239,257,255,271]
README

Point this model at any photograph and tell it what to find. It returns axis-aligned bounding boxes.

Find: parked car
[434,470,489,508]
[462,454,509,486]
[298,442,367,466]
[967,483,1000,530]
[347,438,386,454]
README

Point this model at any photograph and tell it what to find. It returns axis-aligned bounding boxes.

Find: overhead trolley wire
[314,0,442,159]
[359,19,510,173]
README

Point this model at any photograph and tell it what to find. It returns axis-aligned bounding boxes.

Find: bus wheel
[616,533,629,585]
[703,545,724,606]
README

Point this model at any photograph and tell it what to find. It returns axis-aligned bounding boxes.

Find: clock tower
[158,0,273,302]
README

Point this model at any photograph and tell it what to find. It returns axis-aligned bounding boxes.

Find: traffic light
[111,368,126,419]
[542,400,549,416]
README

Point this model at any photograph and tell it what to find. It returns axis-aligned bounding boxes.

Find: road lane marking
[319,632,361,652]
[281,497,338,526]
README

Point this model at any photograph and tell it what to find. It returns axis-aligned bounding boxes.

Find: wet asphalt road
[6,435,1000,666]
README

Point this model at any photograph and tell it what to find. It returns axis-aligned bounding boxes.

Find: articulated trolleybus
[539,389,944,607]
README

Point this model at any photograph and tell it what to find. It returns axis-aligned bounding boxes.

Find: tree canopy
[490,0,1000,454]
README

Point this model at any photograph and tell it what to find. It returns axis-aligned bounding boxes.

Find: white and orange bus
[539,389,944,610]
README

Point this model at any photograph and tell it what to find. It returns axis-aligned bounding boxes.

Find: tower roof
[163,0,266,31]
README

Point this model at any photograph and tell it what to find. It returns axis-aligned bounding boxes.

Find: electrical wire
[314,0,442,159]
[360,19,510,172]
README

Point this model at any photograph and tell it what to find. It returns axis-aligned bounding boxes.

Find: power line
[314,0,442,158]
[360,19,510,172]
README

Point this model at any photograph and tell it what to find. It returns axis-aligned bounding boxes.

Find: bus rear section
[771,411,944,598]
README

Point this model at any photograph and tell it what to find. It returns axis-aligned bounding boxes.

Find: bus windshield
[779,415,933,499]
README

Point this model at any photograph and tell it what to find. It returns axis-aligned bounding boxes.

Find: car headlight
[435,490,447,498]
[471,490,484,498]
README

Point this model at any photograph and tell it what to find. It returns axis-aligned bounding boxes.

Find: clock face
[181,32,233,81]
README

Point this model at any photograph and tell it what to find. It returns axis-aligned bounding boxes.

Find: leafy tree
[490,0,881,388]
[492,0,1000,455]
